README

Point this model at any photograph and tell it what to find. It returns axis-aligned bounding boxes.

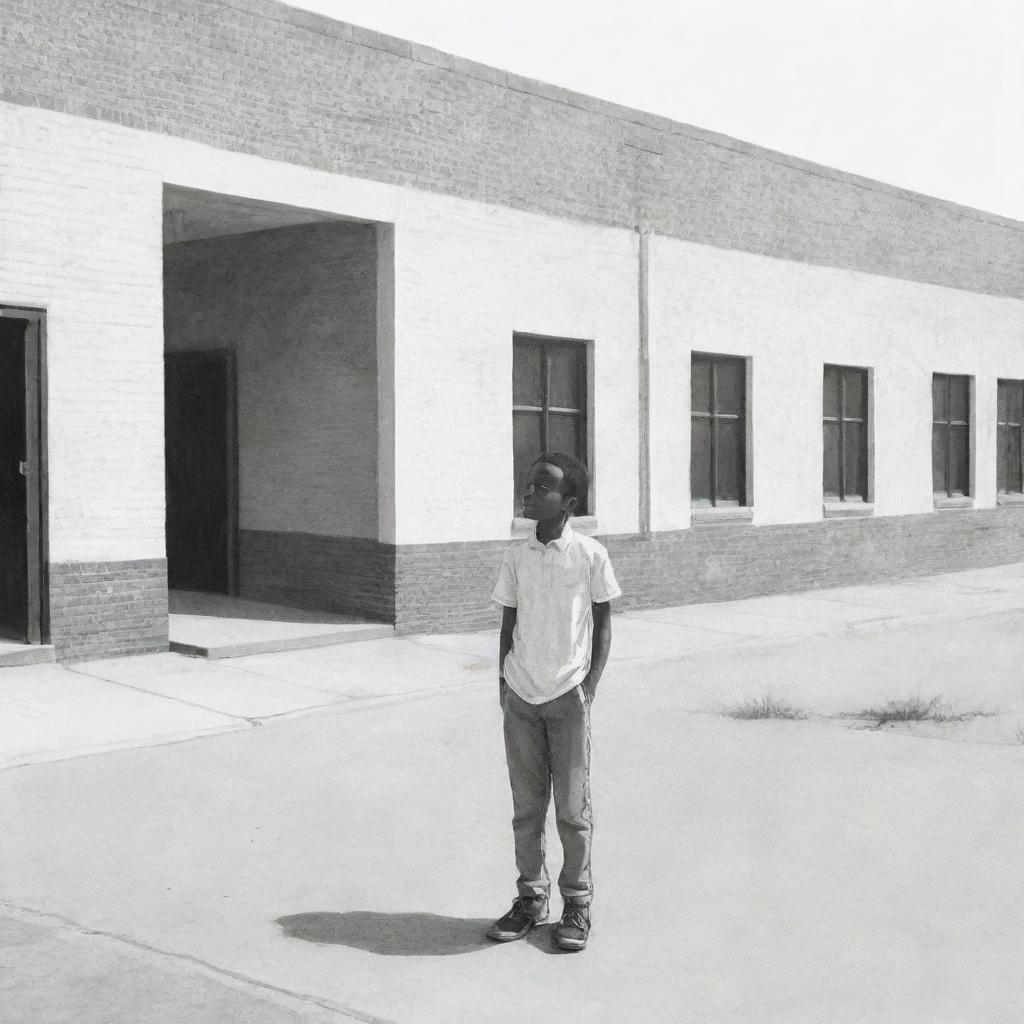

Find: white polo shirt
[491,521,622,704]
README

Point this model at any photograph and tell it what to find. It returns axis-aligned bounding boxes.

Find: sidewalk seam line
[0,899,396,1024]
[0,679,493,771]
[61,665,255,723]
[205,660,364,700]
[0,723,249,772]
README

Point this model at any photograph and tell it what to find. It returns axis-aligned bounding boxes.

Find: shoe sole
[486,916,549,942]
[554,937,587,951]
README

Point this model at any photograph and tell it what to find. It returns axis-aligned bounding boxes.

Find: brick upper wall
[4,0,1024,298]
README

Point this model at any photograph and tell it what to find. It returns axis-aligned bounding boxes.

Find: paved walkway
[2,565,1024,1023]
[4,563,1024,769]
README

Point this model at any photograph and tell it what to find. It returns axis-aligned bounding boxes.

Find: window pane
[716,418,743,504]
[932,424,947,493]
[548,412,580,461]
[690,416,712,504]
[715,359,744,417]
[843,421,866,499]
[998,424,1022,492]
[1008,383,1024,425]
[932,375,948,424]
[513,410,543,513]
[823,421,841,497]
[823,366,840,419]
[691,357,712,415]
[548,413,588,512]
[997,424,1009,490]
[548,345,582,410]
[950,424,969,494]
[949,376,969,423]
[513,343,543,407]
[1010,428,1023,493]
[547,413,588,513]
[843,369,866,420]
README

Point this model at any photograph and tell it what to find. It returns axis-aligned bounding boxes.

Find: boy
[487,452,621,952]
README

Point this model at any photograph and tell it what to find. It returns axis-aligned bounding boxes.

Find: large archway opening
[162,186,392,655]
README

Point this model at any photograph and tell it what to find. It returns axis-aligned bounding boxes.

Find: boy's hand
[582,602,611,708]
[498,607,516,709]
[581,674,597,705]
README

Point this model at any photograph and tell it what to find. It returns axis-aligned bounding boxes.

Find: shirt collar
[527,520,574,552]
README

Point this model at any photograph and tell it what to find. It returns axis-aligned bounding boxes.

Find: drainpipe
[638,225,652,537]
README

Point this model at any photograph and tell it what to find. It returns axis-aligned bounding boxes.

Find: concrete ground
[2,566,1024,1022]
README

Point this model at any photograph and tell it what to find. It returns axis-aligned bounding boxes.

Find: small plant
[724,694,808,721]
[855,695,970,727]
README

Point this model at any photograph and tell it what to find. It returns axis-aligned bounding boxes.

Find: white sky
[287,0,1024,221]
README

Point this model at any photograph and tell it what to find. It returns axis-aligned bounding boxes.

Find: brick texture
[240,530,394,621]
[3,0,1024,298]
[42,510,1024,656]
[48,559,168,660]
[395,540,509,634]
[605,508,1024,611]
[392,508,1024,634]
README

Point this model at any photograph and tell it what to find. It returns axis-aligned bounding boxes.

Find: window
[512,335,588,514]
[997,379,1024,494]
[823,365,869,502]
[932,373,971,498]
[690,354,746,507]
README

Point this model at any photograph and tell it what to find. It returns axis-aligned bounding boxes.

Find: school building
[3,0,1024,662]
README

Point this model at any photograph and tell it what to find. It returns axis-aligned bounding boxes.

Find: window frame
[996,378,1024,496]
[511,333,591,516]
[931,372,973,501]
[690,352,749,509]
[822,363,871,504]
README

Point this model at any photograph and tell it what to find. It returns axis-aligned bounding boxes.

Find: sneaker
[486,895,549,942]
[553,901,591,951]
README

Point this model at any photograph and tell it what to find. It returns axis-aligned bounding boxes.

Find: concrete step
[169,623,395,659]
[0,643,56,668]
[167,589,395,660]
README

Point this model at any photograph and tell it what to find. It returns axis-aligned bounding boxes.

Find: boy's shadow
[276,912,569,956]
[277,911,492,956]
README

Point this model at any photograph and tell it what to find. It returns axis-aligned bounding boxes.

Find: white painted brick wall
[651,236,1024,528]
[5,100,1024,562]
[0,104,165,563]
[153,121,643,544]
[391,206,640,544]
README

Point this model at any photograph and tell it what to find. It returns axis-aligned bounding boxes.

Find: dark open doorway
[0,308,45,643]
[164,350,238,594]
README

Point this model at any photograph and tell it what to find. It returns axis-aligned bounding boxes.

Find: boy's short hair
[531,452,589,506]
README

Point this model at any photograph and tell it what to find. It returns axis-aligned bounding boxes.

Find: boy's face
[522,461,577,521]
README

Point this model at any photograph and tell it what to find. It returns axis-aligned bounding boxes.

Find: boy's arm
[582,601,612,704]
[498,605,517,705]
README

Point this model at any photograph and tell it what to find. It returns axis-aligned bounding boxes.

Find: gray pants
[501,683,593,905]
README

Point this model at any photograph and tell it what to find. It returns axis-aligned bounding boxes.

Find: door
[0,313,43,642]
[165,351,237,594]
